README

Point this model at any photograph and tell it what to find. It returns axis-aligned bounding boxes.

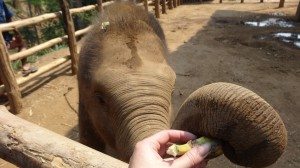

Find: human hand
[129,130,211,168]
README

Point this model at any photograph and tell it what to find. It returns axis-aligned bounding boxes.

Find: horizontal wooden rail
[0,1,113,32]
[0,56,70,95]
[0,106,128,168]
[10,26,92,61]
[16,56,70,85]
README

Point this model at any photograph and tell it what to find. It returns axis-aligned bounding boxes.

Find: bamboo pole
[279,0,285,7]
[162,0,167,14]
[296,1,300,22]
[59,0,78,75]
[0,35,22,114]
[0,106,129,168]
[144,0,149,11]
[0,2,113,32]
[16,57,70,85]
[155,0,160,18]
[96,0,103,13]
[10,26,92,61]
[0,57,70,95]
[0,13,60,32]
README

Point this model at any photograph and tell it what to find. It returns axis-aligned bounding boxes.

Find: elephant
[78,2,287,167]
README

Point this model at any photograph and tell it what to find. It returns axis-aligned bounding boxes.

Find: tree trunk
[296,1,300,21]
[0,106,128,168]
[279,0,285,8]
[155,0,160,18]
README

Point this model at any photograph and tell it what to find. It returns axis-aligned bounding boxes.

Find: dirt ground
[1,0,299,167]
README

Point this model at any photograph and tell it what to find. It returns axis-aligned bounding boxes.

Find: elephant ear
[172,82,287,168]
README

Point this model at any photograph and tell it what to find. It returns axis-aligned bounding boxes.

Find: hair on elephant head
[77,1,287,167]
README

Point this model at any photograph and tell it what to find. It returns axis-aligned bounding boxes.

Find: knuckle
[185,150,199,167]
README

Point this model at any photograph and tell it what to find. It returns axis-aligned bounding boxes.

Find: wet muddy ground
[1,0,299,167]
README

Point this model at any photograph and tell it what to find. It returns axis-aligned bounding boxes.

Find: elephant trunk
[172,82,287,168]
[107,74,174,161]
[115,102,170,160]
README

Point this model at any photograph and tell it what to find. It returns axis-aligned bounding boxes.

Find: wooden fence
[0,105,129,167]
[0,0,184,114]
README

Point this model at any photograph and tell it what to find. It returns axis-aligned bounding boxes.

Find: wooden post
[144,0,149,11]
[173,0,177,8]
[220,0,222,3]
[279,0,284,7]
[168,0,174,9]
[260,0,263,3]
[0,106,129,168]
[0,34,22,114]
[96,0,103,13]
[177,0,180,6]
[241,0,244,3]
[296,1,300,22]
[59,0,78,75]
[162,0,167,14]
[155,0,160,18]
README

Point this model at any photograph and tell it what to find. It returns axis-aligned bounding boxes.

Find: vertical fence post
[260,0,263,3]
[59,0,78,75]
[0,34,22,114]
[96,0,103,13]
[162,0,167,14]
[219,0,222,3]
[279,0,285,7]
[241,0,244,3]
[155,0,160,18]
[168,0,174,9]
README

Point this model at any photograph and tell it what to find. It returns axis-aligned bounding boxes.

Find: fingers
[147,130,197,145]
[172,143,211,168]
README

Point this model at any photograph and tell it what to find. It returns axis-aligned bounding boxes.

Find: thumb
[172,143,211,168]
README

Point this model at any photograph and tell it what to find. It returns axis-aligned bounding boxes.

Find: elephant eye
[95,92,106,104]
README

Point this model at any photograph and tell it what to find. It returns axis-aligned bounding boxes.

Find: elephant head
[78,1,287,166]
[78,1,175,161]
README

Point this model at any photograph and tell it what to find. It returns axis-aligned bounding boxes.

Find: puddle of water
[254,32,300,49]
[244,18,294,28]
[274,33,300,48]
